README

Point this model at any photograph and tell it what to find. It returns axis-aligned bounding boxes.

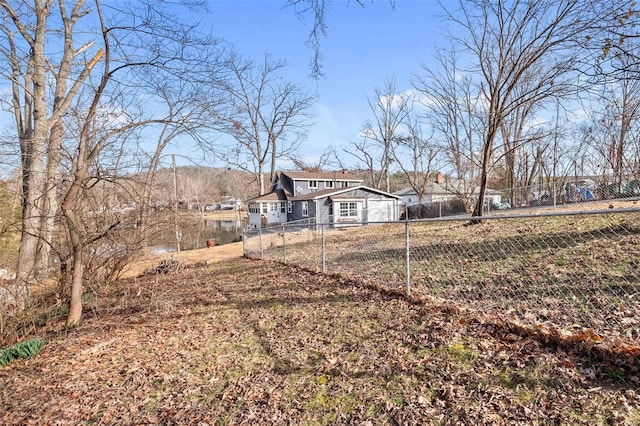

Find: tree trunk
[34,121,63,278]
[35,10,77,276]
[258,164,265,195]
[66,243,84,327]
[270,138,277,187]
[471,125,498,220]
[384,162,390,193]
[472,167,489,219]
[62,178,86,326]
[15,134,47,309]
[12,1,50,310]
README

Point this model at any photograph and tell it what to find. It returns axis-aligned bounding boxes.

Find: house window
[325,180,334,188]
[309,180,317,189]
[339,202,357,217]
[340,181,349,188]
[280,202,286,213]
[262,203,268,214]
[287,201,292,213]
[270,202,278,211]
[302,201,308,216]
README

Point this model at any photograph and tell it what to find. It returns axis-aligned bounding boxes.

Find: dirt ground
[121,241,244,278]
[494,198,639,215]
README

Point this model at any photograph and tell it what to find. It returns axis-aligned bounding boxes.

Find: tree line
[338,1,640,216]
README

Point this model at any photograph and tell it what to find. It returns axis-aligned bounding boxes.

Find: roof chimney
[436,172,443,184]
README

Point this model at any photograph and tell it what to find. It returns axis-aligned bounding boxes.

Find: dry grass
[249,205,640,367]
[0,258,639,424]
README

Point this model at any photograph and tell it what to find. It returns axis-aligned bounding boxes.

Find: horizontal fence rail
[488,184,640,213]
[244,207,640,365]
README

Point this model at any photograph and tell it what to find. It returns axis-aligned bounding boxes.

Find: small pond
[151,219,245,254]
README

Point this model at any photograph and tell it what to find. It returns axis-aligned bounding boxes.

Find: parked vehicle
[531,190,552,206]
[563,179,596,203]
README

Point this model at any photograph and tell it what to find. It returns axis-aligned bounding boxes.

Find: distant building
[218,196,242,210]
[246,171,401,228]
[393,174,503,209]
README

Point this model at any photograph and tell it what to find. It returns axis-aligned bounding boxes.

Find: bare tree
[579,67,640,193]
[446,0,599,219]
[498,78,552,206]
[347,78,413,192]
[390,115,440,214]
[178,167,220,220]
[218,167,255,211]
[414,47,484,209]
[134,78,222,242]
[0,0,104,309]
[579,0,640,79]
[291,146,334,172]
[0,0,220,324]
[216,53,314,195]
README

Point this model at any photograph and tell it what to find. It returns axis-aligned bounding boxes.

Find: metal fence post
[405,220,411,297]
[242,229,246,257]
[322,223,326,273]
[282,224,287,264]
[259,228,263,260]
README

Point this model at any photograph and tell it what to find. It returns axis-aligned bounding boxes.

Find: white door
[367,199,397,222]
[262,202,279,224]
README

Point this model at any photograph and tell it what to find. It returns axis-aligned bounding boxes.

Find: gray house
[247,171,401,228]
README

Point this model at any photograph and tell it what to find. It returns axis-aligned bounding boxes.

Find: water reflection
[151,219,244,254]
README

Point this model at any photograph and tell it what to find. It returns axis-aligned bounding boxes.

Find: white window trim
[339,201,358,217]
[302,201,308,216]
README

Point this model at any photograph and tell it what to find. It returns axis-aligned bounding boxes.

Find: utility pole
[173,155,181,253]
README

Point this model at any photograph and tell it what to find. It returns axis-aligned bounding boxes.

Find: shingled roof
[280,170,362,182]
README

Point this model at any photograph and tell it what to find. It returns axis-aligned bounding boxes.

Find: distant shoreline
[181,210,247,221]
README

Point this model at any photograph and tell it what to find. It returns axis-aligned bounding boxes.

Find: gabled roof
[290,185,401,201]
[281,170,362,182]
[393,183,454,196]
[271,172,295,196]
[246,189,288,203]
[393,187,417,196]
[393,183,502,197]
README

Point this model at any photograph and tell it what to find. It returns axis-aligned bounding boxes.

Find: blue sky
[204,0,448,169]
[0,1,449,172]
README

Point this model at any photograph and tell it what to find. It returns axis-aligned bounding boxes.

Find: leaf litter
[0,257,638,425]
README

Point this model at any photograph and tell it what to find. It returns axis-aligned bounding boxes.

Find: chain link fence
[243,207,640,365]
[497,176,640,210]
